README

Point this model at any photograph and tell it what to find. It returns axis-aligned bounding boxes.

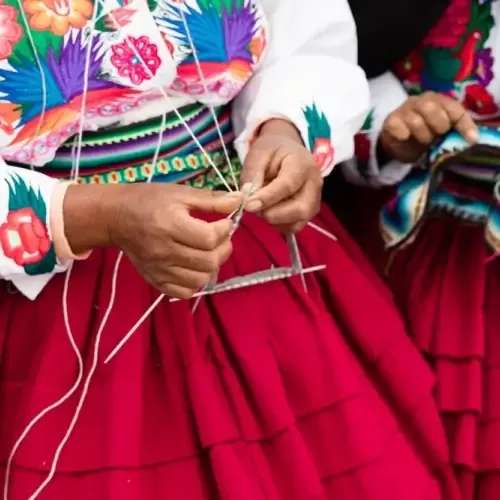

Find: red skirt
[0,204,458,499]
[327,176,500,500]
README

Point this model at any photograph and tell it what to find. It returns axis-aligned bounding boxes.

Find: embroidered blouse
[0,0,370,299]
[345,0,500,251]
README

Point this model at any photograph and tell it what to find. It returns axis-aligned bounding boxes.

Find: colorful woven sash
[39,103,240,190]
[380,125,500,253]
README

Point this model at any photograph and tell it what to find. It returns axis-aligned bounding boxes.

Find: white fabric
[232,0,370,176]
[0,158,69,299]
[341,72,412,186]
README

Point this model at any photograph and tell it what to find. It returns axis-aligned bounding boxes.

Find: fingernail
[246,199,262,212]
[225,191,243,197]
[466,129,478,143]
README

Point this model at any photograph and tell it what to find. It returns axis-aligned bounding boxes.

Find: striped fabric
[38,103,240,190]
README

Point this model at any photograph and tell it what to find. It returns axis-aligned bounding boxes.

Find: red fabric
[0,204,458,499]
[328,176,500,500]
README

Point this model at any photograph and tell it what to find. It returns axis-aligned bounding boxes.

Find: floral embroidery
[110,36,161,86]
[0,0,268,167]
[0,174,56,274]
[474,47,494,85]
[302,104,334,171]
[157,0,266,99]
[0,102,19,135]
[396,0,497,112]
[464,82,498,113]
[23,0,93,36]
[0,0,21,60]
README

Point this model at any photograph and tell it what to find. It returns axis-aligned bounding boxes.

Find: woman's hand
[63,183,242,299]
[240,118,323,233]
[379,92,478,163]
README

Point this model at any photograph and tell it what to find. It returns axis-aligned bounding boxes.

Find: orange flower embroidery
[0,102,20,135]
[23,0,93,36]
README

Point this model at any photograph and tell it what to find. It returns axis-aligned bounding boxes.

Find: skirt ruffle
[325,173,500,500]
[0,204,457,499]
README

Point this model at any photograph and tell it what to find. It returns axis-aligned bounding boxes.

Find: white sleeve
[0,158,70,300]
[231,0,370,176]
[342,72,413,186]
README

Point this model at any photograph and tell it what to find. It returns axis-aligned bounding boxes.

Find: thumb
[184,188,243,215]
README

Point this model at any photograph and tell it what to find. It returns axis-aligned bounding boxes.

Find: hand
[240,119,323,233]
[380,92,478,163]
[63,183,242,299]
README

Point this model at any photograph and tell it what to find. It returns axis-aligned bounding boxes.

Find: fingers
[184,188,243,215]
[174,239,233,272]
[246,162,308,213]
[261,180,319,226]
[239,141,273,190]
[413,95,452,135]
[149,239,233,299]
[384,93,477,151]
[439,95,478,143]
[172,214,233,250]
[384,114,411,141]
[401,109,434,145]
[163,267,213,290]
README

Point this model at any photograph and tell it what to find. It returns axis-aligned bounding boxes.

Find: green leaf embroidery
[361,110,374,131]
[302,103,331,152]
[422,47,462,82]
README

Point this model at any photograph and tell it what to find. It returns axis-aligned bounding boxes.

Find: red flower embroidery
[0,0,22,60]
[464,83,498,115]
[110,36,161,86]
[355,132,371,163]
[312,138,334,170]
[0,208,51,266]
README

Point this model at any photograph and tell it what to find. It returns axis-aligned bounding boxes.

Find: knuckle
[385,115,401,132]
[409,114,424,129]
[420,99,437,114]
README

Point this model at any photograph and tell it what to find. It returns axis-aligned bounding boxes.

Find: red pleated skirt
[327,175,500,500]
[0,204,458,499]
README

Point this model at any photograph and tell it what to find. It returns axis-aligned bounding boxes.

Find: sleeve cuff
[232,57,369,177]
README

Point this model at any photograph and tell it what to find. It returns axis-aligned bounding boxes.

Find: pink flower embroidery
[312,138,334,171]
[0,0,22,60]
[110,36,161,86]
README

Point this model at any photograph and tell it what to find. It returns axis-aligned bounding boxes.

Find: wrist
[62,183,122,255]
[258,118,303,145]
